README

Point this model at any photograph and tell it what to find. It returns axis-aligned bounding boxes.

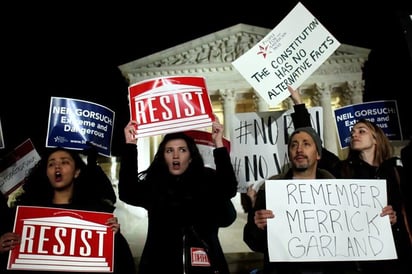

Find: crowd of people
[0,117,238,274]
[1,88,412,274]
[243,87,412,274]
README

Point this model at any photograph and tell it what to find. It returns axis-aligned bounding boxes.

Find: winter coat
[119,144,238,274]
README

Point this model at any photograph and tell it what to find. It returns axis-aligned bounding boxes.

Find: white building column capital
[346,80,364,104]
[218,89,237,140]
[313,83,331,104]
[219,88,237,102]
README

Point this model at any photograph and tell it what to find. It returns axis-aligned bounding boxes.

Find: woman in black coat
[119,118,238,274]
[12,147,136,274]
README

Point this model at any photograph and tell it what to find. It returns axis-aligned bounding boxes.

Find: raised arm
[288,85,302,105]
[288,86,312,128]
[118,120,142,206]
[211,115,224,148]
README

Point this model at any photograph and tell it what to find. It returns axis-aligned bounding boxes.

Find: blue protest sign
[46,97,115,157]
[334,100,402,148]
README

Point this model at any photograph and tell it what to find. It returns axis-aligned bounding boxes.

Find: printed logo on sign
[53,135,68,144]
[190,247,210,267]
[128,76,214,138]
[257,45,270,59]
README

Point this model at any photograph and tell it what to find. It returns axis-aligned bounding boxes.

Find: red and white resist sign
[8,206,114,272]
[128,76,215,138]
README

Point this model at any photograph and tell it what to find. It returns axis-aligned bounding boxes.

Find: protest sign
[232,2,340,107]
[334,100,402,148]
[46,97,115,157]
[265,179,397,261]
[8,206,115,272]
[231,107,322,193]
[184,130,230,169]
[128,76,215,138]
[0,139,40,196]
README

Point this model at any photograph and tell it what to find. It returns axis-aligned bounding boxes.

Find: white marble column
[219,89,237,140]
[137,137,151,172]
[315,83,339,156]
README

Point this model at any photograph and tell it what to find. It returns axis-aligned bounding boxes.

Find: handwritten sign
[46,97,115,157]
[8,206,114,272]
[128,76,215,138]
[334,100,402,148]
[231,107,323,193]
[265,179,397,261]
[0,139,40,196]
[232,2,340,107]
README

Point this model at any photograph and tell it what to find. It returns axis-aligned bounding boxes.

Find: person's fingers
[1,238,19,250]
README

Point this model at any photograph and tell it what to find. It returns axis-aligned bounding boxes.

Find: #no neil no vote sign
[128,76,215,138]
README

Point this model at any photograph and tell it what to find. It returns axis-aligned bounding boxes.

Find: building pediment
[119,24,268,70]
[119,23,370,93]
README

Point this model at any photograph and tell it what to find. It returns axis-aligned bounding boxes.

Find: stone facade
[118,23,370,157]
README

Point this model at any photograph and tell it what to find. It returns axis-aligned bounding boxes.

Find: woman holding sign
[288,86,411,274]
[12,147,136,274]
[119,117,238,274]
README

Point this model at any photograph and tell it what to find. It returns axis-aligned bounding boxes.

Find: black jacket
[118,144,238,274]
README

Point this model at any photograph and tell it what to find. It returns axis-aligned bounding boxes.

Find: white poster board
[232,2,340,107]
[231,107,323,193]
[265,179,397,262]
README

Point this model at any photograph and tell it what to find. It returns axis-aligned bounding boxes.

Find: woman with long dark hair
[119,118,238,274]
[13,147,136,274]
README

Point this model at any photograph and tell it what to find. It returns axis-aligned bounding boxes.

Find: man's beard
[294,163,309,171]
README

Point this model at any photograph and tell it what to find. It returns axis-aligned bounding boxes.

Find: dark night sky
[1,0,411,157]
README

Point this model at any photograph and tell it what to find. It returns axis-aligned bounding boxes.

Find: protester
[118,117,238,274]
[243,125,357,274]
[287,86,412,274]
[12,146,136,274]
[0,193,20,274]
[400,139,412,245]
